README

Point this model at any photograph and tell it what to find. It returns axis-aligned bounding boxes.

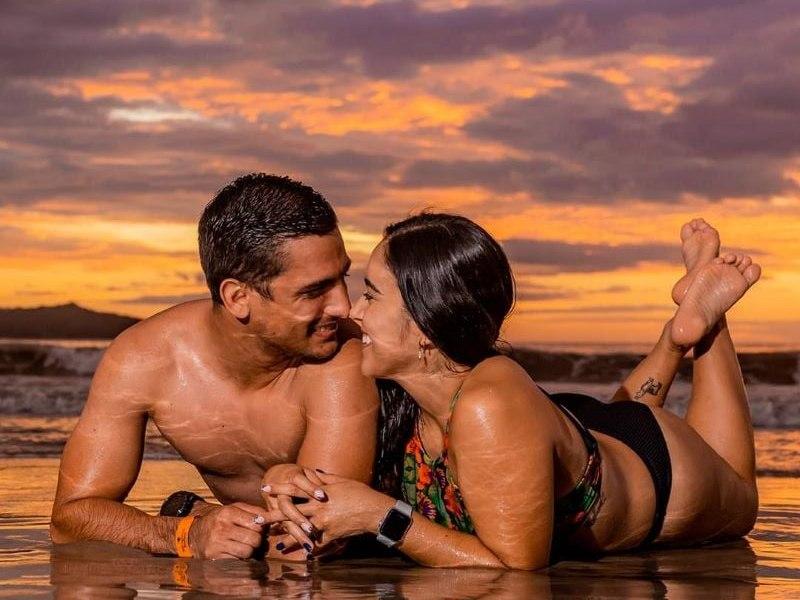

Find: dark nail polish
[306,552,313,561]
[303,543,312,552]
[275,542,285,551]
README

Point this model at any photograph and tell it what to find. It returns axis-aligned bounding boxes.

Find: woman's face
[350,243,425,379]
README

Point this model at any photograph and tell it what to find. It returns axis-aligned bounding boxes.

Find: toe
[741,255,752,270]
[743,264,761,286]
[723,253,737,263]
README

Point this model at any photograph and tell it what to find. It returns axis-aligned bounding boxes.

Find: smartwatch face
[381,509,412,541]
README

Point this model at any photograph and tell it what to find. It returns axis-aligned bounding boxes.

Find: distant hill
[0,303,139,340]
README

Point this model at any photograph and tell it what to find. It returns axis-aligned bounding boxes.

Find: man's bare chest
[149,384,307,477]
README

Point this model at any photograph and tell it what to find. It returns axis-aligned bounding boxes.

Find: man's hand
[187,502,283,559]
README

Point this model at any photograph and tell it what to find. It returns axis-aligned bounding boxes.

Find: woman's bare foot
[671,253,761,347]
[671,218,720,305]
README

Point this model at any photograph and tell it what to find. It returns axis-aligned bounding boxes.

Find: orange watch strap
[175,515,196,558]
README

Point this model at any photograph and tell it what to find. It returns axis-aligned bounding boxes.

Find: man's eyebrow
[364,278,381,294]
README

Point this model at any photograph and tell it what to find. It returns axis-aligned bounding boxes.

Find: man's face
[250,231,352,361]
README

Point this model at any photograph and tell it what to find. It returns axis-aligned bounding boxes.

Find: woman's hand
[260,464,328,556]
[296,471,395,546]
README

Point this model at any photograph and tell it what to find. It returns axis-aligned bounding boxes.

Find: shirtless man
[50,174,379,561]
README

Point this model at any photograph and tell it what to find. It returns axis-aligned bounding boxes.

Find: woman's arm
[436,369,558,569]
[294,362,559,569]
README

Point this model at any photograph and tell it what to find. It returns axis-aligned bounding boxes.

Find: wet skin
[50,232,379,558]
[283,228,759,569]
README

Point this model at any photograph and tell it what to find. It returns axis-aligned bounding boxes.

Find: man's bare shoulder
[296,318,376,411]
[99,300,211,381]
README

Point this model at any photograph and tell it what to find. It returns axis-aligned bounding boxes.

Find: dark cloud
[278,0,757,78]
[400,72,797,203]
[1,0,798,223]
[515,284,577,302]
[517,302,672,315]
[0,81,395,217]
[503,238,679,272]
[515,282,632,302]
[0,1,235,78]
[119,293,209,304]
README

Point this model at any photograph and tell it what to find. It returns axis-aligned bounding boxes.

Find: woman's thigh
[650,407,757,544]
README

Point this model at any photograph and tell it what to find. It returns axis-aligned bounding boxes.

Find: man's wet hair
[199,174,338,304]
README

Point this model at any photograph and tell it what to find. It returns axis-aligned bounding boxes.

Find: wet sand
[1,458,799,599]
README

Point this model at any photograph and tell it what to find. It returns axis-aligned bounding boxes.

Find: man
[50,174,379,560]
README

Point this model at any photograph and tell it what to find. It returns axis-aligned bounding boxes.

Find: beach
[1,458,799,598]
[1,340,799,598]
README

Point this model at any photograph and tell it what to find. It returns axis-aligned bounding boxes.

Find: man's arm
[50,329,178,552]
[51,329,278,558]
[297,335,379,479]
[261,332,379,556]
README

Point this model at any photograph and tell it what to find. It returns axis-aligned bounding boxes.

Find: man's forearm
[51,497,182,554]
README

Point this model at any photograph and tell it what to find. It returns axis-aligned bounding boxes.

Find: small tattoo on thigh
[633,377,663,400]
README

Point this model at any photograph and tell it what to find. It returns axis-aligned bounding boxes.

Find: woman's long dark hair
[373,213,515,497]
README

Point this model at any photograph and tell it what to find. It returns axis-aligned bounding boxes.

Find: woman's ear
[219,278,251,320]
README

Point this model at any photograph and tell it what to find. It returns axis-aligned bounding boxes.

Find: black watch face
[381,509,411,540]
[160,491,199,517]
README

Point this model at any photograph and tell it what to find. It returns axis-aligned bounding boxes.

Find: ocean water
[1,340,799,597]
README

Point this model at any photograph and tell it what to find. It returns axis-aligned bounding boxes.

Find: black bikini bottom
[548,392,672,546]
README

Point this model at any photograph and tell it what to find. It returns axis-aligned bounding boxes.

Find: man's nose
[350,294,366,321]
[326,281,351,319]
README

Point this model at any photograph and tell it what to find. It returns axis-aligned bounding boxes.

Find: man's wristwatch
[159,491,204,517]
[376,500,413,548]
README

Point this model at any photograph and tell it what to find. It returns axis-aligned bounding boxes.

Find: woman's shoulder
[451,356,553,429]
[466,354,545,398]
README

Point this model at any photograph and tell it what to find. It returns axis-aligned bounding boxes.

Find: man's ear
[219,278,251,320]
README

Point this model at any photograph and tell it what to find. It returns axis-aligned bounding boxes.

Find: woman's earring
[417,346,424,361]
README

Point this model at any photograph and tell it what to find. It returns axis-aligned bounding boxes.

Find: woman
[265,213,761,570]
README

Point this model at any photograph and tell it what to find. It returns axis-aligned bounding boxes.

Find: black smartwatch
[159,491,204,517]
[376,500,413,548]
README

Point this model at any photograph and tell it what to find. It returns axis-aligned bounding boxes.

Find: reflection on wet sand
[50,539,758,599]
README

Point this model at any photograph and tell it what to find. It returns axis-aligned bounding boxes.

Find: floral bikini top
[402,385,603,536]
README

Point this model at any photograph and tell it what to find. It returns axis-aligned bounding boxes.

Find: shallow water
[1,459,799,599]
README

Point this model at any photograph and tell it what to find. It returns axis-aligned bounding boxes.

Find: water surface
[1,459,798,599]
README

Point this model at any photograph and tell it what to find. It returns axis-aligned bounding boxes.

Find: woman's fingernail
[275,542,285,551]
[301,522,313,534]
[314,489,327,500]
[253,515,265,524]
[260,484,271,493]
[303,543,312,552]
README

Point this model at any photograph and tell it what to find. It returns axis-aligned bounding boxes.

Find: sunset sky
[2,0,799,349]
